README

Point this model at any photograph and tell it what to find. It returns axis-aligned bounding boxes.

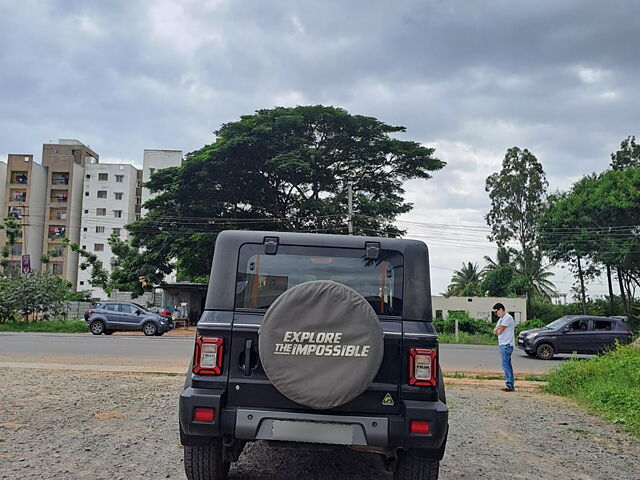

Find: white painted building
[431,296,527,323]
[0,160,7,228]
[140,149,182,215]
[77,161,138,298]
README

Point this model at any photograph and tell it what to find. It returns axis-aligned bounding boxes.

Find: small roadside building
[431,296,527,323]
[157,282,208,325]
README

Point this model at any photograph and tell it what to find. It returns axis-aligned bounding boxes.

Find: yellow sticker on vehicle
[382,393,394,406]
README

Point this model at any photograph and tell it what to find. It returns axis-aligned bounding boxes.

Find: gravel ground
[1,369,638,480]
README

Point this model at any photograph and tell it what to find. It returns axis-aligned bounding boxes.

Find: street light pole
[347,183,353,235]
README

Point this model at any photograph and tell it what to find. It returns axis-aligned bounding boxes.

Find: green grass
[0,320,89,333]
[437,332,496,345]
[444,372,547,382]
[544,344,640,437]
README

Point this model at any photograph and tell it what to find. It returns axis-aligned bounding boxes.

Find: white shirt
[497,313,515,346]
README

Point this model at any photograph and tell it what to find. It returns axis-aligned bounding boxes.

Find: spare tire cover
[258,280,384,410]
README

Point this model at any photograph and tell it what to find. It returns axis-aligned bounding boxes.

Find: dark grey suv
[85,302,170,336]
[518,315,634,359]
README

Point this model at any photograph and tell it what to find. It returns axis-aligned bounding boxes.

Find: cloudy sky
[1,0,639,296]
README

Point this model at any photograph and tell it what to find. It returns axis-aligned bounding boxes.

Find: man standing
[492,303,515,392]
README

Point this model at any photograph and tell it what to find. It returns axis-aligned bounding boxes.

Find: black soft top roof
[205,230,433,321]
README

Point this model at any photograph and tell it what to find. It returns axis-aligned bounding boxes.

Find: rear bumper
[179,387,448,454]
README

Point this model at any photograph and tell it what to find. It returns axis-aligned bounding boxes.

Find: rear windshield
[235,244,403,316]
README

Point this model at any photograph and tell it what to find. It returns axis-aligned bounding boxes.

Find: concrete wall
[27,162,47,272]
[432,296,527,323]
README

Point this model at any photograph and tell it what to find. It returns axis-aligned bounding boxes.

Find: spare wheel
[258,280,384,410]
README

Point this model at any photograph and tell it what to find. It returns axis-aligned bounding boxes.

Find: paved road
[0,332,586,374]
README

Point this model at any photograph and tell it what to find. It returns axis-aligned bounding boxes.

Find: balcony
[50,190,68,204]
[50,209,67,221]
[9,191,27,202]
[10,172,28,185]
[48,226,66,240]
[8,207,23,219]
[51,172,69,186]
[51,263,63,276]
[48,247,65,258]
[9,243,22,257]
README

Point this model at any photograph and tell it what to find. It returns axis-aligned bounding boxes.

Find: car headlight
[526,332,539,339]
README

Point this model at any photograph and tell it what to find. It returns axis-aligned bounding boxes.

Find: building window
[79,281,85,286]
[96,208,106,216]
[115,175,124,183]
[83,227,87,232]
[52,263,63,275]
[82,245,86,250]
[136,214,141,221]
[112,228,121,236]
[94,244,104,252]
[85,192,89,196]
[84,209,88,214]
[51,172,69,185]
[114,210,122,218]
[96,226,105,233]
[97,191,107,199]
[114,192,123,200]
[136,197,141,205]
[149,168,156,175]
[86,174,91,179]
[98,173,108,181]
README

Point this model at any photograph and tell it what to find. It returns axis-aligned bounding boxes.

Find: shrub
[434,311,493,335]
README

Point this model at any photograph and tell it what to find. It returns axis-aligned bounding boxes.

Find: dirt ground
[0,368,638,480]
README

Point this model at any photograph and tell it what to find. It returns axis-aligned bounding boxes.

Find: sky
[1,0,639,297]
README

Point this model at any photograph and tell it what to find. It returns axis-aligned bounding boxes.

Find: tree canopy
[127,105,445,279]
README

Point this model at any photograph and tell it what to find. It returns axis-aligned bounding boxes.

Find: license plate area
[272,420,353,445]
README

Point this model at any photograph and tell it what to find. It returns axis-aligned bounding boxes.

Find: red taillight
[408,348,437,386]
[410,420,430,435]
[86,310,93,316]
[193,337,224,375]
[193,407,215,422]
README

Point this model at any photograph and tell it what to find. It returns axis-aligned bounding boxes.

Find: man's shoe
[501,386,515,392]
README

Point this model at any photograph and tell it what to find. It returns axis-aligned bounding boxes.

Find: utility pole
[347,183,353,235]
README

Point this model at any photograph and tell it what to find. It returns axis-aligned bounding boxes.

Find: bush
[544,344,640,437]
[515,318,546,336]
[434,311,493,335]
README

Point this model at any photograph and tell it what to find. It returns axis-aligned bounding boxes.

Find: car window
[120,304,136,314]
[235,244,404,316]
[594,320,613,331]
[568,320,589,332]
[103,304,119,312]
[546,316,572,330]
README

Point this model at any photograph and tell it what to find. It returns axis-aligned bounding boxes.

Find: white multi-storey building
[140,149,182,216]
[77,161,138,298]
[0,160,7,227]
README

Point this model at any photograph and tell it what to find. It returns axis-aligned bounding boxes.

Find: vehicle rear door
[223,243,405,415]
[101,303,122,328]
[592,319,619,352]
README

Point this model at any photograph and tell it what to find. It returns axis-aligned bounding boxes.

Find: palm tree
[446,262,483,297]
[515,250,557,299]
[483,246,517,272]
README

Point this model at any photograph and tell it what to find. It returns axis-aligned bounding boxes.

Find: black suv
[179,231,448,480]
[518,315,634,359]
[85,301,170,336]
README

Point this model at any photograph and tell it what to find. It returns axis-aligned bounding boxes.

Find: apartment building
[76,161,138,298]
[140,149,182,215]
[0,154,47,273]
[0,160,6,228]
[41,139,99,284]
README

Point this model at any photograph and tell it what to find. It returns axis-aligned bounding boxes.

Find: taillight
[410,420,431,434]
[86,310,93,316]
[408,348,437,386]
[193,337,224,375]
[193,407,215,422]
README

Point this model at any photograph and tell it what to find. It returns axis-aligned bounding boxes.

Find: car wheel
[104,330,114,335]
[143,322,158,336]
[536,343,555,360]
[394,450,439,480]
[90,320,105,335]
[184,440,230,480]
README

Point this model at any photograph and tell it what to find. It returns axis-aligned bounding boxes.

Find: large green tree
[610,136,640,170]
[485,147,548,255]
[128,105,445,279]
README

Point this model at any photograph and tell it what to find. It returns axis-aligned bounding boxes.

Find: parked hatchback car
[85,302,171,336]
[518,315,634,359]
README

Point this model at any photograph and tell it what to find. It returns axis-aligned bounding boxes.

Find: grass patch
[437,332,496,345]
[544,344,640,437]
[0,320,89,333]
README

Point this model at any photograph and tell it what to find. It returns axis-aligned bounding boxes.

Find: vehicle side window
[120,304,135,314]
[568,320,588,332]
[103,304,118,312]
[594,320,613,331]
